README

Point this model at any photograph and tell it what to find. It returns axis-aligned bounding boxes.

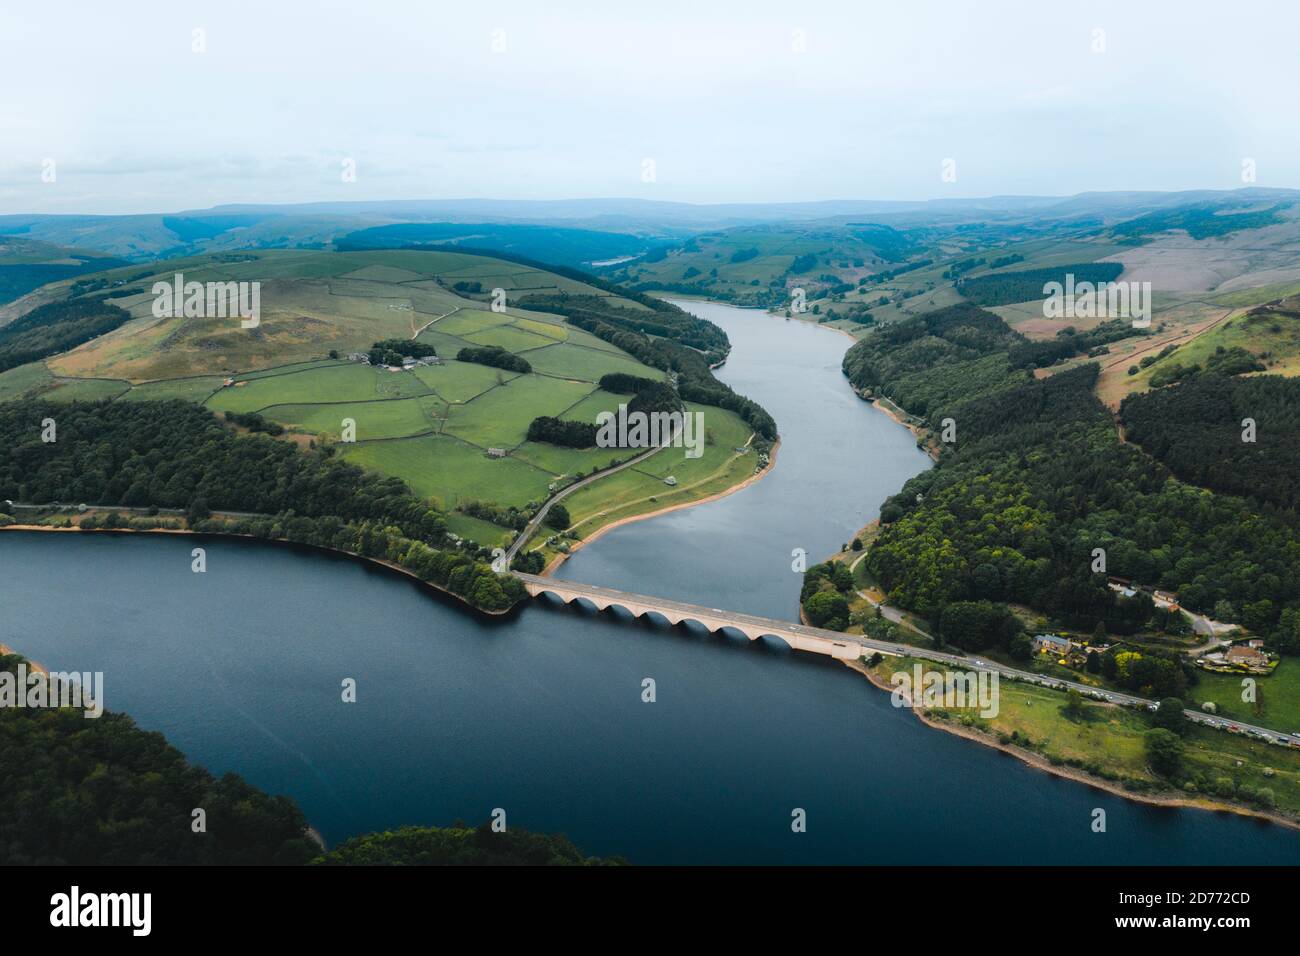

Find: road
[517,571,1295,747]
[3,501,267,520]
[503,423,684,564]
[13,497,1286,745]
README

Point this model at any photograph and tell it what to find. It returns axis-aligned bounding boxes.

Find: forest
[0,399,523,611]
[0,653,316,864]
[1121,373,1300,510]
[841,303,1028,415]
[866,363,1300,638]
[456,345,532,373]
[957,262,1124,307]
[369,338,437,366]
[1,650,611,864]
[526,415,598,448]
[1111,201,1292,241]
[0,297,134,373]
[832,298,1300,655]
[315,823,622,865]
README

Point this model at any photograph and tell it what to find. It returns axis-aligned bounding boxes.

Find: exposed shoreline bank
[839,657,1300,832]
[0,524,511,617]
[540,438,780,576]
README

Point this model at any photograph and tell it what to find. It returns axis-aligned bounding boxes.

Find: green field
[1191,660,1300,735]
[0,246,762,542]
[522,342,659,381]
[1128,306,1300,390]
[119,376,226,403]
[872,656,1300,817]
[42,377,131,402]
[441,375,593,448]
[0,362,54,401]
[444,511,514,548]
[206,363,426,414]
[263,395,445,441]
[340,434,556,508]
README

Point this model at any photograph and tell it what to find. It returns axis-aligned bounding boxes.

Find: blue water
[1,302,1297,864]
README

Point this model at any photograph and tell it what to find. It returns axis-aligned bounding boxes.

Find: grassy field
[1128,305,1300,387]
[0,361,54,401]
[523,401,760,564]
[1191,660,1300,735]
[340,433,556,509]
[0,246,761,548]
[871,656,1300,817]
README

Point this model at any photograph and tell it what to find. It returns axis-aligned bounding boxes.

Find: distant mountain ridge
[2,187,1298,263]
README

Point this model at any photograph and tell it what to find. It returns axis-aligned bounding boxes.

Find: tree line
[0,399,523,612]
[0,297,134,373]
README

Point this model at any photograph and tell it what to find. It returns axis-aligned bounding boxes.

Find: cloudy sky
[2,0,1297,214]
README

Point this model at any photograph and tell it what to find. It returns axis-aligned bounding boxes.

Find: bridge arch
[514,573,864,662]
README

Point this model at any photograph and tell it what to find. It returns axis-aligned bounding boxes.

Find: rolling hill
[0,248,769,559]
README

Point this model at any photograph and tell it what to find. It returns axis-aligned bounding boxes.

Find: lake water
[2,301,1296,864]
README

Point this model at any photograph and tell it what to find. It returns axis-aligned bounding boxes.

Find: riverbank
[854,391,939,462]
[840,656,1300,832]
[0,642,47,675]
[0,524,512,617]
[540,438,780,576]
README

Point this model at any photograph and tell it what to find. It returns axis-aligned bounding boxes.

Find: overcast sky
[2,0,1298,214]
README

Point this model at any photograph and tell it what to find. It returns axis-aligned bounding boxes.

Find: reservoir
[2,301,1297,864]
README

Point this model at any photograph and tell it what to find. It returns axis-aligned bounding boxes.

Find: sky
[2,0,1298,215]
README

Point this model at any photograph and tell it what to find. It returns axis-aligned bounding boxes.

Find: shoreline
[541,438,780,576]
[0,523,510,617]
[839,658,1300,832]
[813,356,1300,833]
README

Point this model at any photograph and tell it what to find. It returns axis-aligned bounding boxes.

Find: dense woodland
[1008,318,1146,370]
[0,654,315,864]
[831,302,1300,665]
[1121,373,1300,510]
[841,303,1028,415]
[0,254,131,306]
[369,338,437,366]
[455,345,531,373]
[957,262,1124,307]
[526,415,598,447]
[867,363,1300,639]
[315,823,622,865]
[0,297,134,372]
[1,653,614,865]
[0,400,523,611]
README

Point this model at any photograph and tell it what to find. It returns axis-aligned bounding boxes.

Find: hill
[0,236,129,307]
[0,248,772,560]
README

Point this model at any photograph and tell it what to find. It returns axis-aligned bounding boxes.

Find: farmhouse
[1226,645,1268,667]
[486,448,506,458]
[1033,634,1072,655]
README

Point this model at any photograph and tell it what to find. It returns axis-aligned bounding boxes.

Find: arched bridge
[514,572,868,661]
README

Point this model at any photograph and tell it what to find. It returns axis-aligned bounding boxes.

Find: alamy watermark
[890,663,999,718]
[152,272,260,328]
[0,663,102,718]
[596,404,704,458]
[1043,274,1151,328]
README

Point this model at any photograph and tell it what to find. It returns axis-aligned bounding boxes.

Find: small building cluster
[1032,633,1073,656]
[1197,639,1274,675]
[345,352,441,370]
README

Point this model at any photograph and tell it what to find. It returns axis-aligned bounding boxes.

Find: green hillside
[0,248,772,556]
